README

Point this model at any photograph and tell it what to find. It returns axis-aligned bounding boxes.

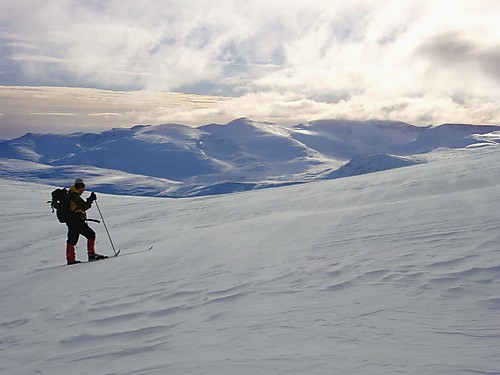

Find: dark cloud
[477,45,500,82]
[416,32,500,83]
[417,32,476,63]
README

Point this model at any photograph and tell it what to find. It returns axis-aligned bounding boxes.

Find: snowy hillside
[1,118,499,197]
[1,146,499,374]
[325,153,419,179]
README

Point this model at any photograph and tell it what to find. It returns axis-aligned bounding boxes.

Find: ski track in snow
[1,147,500,374]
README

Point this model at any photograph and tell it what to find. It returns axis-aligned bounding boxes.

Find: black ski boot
[88,253,108,261]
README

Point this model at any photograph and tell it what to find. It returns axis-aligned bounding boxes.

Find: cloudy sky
[1,0,499,138]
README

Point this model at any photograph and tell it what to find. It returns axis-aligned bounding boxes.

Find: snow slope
[325,153,419,179]
[1,146,499,374]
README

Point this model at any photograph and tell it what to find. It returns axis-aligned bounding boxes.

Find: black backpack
[49,188,70,223]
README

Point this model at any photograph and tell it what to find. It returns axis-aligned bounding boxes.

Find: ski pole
[95,200,119,257]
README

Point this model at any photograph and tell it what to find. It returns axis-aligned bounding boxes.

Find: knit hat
[74,178,85,188]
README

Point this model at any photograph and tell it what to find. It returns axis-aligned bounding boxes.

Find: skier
[65,178,107,264]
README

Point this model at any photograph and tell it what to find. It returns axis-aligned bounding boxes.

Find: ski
[31,246,153,272]
[32,260,106,271]
[118,245,153,257]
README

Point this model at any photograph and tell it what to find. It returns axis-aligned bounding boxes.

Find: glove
[89,192,97,202]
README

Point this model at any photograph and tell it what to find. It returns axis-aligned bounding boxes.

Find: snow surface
[1,145,499,374]
[325,154,419,179]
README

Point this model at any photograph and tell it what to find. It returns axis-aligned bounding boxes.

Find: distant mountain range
[1,118,499,197]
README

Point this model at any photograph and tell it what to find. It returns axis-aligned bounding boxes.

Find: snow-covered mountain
[0,118,499,197]
[289,119,422,158]
[1,145,499,374]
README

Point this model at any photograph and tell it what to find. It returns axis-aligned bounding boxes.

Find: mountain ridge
[1,118,499,197]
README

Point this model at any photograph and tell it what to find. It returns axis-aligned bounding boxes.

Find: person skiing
[65,178,107,264]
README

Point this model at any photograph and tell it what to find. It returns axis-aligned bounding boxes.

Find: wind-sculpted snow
[1,146,499,374]
[0,118,499,197]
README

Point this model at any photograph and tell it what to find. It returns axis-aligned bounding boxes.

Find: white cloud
[0,0,499,129]
[30,112,75,116]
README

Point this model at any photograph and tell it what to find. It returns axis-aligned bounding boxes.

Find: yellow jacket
[68,185,93,217]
